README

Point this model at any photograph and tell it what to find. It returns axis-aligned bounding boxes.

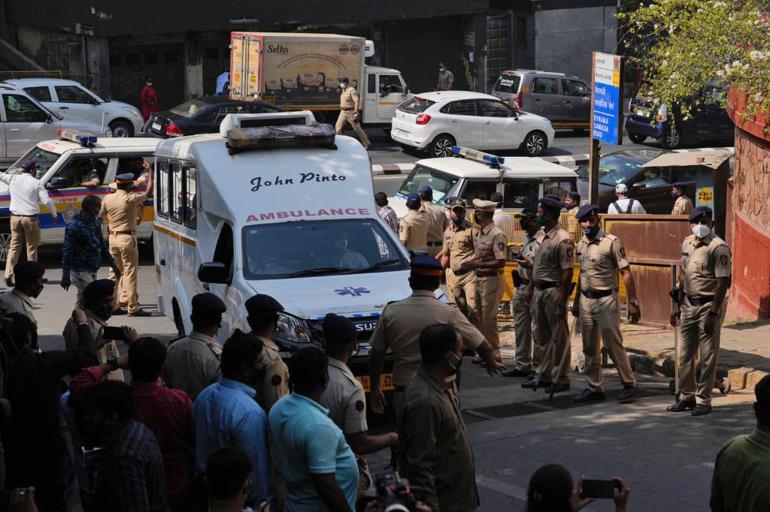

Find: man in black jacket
[2,308,98,511]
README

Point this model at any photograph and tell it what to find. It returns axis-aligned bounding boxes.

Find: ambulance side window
[170,162,183,224]
[156,159,169,218]
[184,166,197,229]
[213,224,234,278]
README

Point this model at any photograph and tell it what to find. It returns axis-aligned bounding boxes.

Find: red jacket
[140,85,159,120]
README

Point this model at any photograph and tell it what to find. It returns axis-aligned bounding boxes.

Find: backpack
[611,199,636,214]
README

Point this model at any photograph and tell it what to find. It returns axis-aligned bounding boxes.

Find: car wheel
[429,134,456,157]
[0,222,10,265]
[109,119,134,138]
[629,133,647,144]
[521,131,548,156]
[658,126,683,149]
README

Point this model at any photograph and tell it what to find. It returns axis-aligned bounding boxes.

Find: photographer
[526,464,629,512]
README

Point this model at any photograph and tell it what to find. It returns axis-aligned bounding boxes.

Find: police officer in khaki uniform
[460,199,507,361]
[399,193,430,253]
[335,77,371,149]
[523,197,574,392]
[99,171,153,316]
[562,192,582,242]
[0,261,45,324]
[245,294,289,412]
[671,182,694,216]
[369,255,504,417]
[669,206,731,416]
[440,198,479,326]
[320,314,398,495]
[502,206,543,378]
[571,205,640,403]
[419,186,448,258]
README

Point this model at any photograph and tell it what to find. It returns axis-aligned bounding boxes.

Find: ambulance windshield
[6,146,60,179]
[242,219,409,280]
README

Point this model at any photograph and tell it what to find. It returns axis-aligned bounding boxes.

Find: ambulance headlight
[276,312,312,344]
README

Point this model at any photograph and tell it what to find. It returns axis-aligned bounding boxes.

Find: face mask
[451,214,464,225]
[583,225,600,239]
[671,191,679,199]
[92,301,113,321]
[439,67,445,72]
[339,83,347,90]
[692,224,711,239]
[30,282,44,299]
[446,351,462,374]
[535,215,545,226]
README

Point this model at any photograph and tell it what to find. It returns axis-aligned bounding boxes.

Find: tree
[618,0,770,118]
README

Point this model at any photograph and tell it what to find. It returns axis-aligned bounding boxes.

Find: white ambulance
[153,111,411,387]
[0,130,160,263]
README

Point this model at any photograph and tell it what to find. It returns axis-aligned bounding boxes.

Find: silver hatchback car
[491,69,591,130]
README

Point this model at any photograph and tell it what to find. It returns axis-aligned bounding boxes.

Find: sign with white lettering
[591,52,623,145]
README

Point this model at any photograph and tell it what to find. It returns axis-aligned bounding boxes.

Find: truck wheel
[109,119,134,138]
[521,131,548,156]
[0,222,10,265]
[629,133,647,144]
[429,134,455,157]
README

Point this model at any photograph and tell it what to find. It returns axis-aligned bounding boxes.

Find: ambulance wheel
[109,119,134,138]
[172,300,186,338]
[0,222,10,265]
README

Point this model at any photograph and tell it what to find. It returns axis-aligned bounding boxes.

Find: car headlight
[276,312,312,343]
[120,105,142,118]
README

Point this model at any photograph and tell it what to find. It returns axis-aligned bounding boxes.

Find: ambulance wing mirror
[198,262,229,284]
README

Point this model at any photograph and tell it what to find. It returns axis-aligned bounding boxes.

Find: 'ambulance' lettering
[245,208,370,223]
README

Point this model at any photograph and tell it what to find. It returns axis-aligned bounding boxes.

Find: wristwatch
[106,356,119,372]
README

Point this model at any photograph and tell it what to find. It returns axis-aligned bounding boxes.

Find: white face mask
[692,224,711,239]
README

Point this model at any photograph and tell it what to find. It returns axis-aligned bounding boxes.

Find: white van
[153,112,411,387]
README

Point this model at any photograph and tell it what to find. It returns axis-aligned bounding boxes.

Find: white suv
[390,91,555,157]
[4,78,144,137]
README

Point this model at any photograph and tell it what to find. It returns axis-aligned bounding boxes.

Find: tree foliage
[618,0,770,117]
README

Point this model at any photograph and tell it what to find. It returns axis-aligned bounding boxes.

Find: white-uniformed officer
[320,313,398,496]
[669,206,731,416]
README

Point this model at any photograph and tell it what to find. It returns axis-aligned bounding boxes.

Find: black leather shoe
[691,404,713,416]
[502,368,531,378]
[666,399,696,412]
[574,388,606,403]
[619,386,638,403]
[548,382,571,394]
[522,378,548,389]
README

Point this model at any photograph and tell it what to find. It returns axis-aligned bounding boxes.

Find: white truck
[229,32,409,127]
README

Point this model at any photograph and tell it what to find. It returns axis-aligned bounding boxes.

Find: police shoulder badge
[719,255,728,266]
[355,400,365,412]
[271,374,282,387]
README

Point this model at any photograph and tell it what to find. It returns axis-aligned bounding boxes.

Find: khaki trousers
[335,110,371,146]
[72,271,97,308]
[109,234,139,313]
[450,271,479,327]
[678,297,726,406]
[5,215,40,278]
[512,286,541,372]
[533,287,571,384]
[476,275,501,356]
[579,293,636,392]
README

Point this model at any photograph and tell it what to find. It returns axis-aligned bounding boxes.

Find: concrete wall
[534,5,617,81]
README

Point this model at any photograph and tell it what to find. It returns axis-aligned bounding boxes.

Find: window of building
[126,54,140,66]
[156,159,169,218]
[145,52,158,65]
[516,16,528,49]
[164,51,179,63]
[110,54,121,66]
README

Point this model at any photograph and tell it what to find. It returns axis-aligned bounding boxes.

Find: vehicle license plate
[152,122,162,131]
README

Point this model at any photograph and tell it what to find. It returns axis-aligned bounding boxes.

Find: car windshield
[576,151,662,186]
[242,219,408,280]
[398,164,459,205]
[493,74,521,93]
[5,146,61,178]
[397,97,435,114]
[170,99,210,117]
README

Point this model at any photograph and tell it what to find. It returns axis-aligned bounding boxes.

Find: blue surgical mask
[451,214,464,225]
[671,191,679,199]
[583,226,600,239]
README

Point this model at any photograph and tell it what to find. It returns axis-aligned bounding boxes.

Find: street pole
[589,138,600,204]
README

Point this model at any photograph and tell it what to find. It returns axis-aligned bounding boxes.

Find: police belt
[427,241,443,247]
[581,289,615,299]
[10,213,37,218]
[475,269,501,278]
[534,281,559,290]
[109,230,135,236]
[687,295,715,306]
[341,107,354,111]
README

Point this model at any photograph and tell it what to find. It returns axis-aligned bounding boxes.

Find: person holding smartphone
[526,464,630,512]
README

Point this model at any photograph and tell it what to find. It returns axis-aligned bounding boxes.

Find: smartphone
[580,479,618,499]
[102,326,127,341]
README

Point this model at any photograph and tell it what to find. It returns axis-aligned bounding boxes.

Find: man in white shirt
[607,184,646,215]
[0,162,57,286]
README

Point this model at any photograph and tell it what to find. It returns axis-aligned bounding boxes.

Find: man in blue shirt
[193,330,271,506]
[60,195,120,307]
[216,69,230,95]
[269,347,358,512]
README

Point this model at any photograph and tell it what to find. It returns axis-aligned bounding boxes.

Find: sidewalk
[499,319,770,382]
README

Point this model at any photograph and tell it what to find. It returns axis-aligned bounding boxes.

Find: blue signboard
[591,52,623,145]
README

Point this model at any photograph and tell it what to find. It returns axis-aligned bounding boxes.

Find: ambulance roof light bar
[450,146,504,168]
[225,124,336,154]
[57,129,97,147]
[219,111,318,137]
